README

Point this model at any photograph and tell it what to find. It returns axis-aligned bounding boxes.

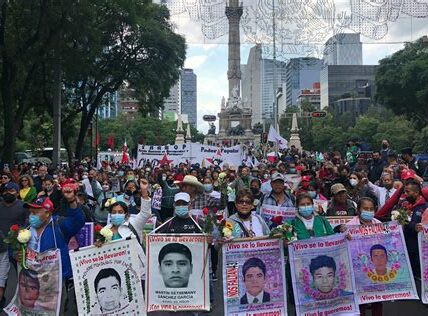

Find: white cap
[174,192,190,203]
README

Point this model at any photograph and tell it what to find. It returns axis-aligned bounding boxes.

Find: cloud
[184,55,208,69]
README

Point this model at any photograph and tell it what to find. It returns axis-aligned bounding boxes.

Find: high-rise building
[180,68,197,128]
[323,33,363,66]
[320,65,377,109]
[241,44,287,127]
[297,83,321,110]
[285,58,323,108]
[162,81,180,119]
[98,92,118,119]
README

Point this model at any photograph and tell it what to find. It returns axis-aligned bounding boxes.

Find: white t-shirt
[242,215,264,237]
[300,216,315,230]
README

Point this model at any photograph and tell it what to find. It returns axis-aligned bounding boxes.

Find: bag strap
[127,223,142,245]
[231,219,250,238]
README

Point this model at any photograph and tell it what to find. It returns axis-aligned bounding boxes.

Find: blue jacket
[36,206,85,280]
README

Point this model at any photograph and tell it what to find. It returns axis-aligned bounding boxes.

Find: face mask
[250,187,259,195]
[360,210,374,222]
[111,214,126,226]
[118,171,124,177]
[203,184,213,192]
[167,179,174,185]
[238,211,251,219]
[162,176,167,181]
[349,179,358,187]
[175,205,189,218]
[2,193,16,203]
[308,191,317,198]
[127,176,135,181]
[102,185,110,191]
[263,174,269,179]
[45,185,53,192]
[382,144,388,149]
[289,168,296,174]
[82,175,88,180]
[29,214,44,228]
[298,205,314,217]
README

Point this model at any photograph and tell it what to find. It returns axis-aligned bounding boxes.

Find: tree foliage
[375,36,428,128]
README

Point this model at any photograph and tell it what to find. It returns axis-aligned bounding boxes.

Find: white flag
[267,125,288,149]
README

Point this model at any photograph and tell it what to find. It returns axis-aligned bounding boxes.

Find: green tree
[375,36,428,127]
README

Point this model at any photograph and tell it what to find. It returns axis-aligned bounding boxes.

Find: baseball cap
[24,196,54,212]
[174,192,190,203]
[401,169,416,181]
[331,183,347,195]
[5,182,19,192]
[271,172,285,182]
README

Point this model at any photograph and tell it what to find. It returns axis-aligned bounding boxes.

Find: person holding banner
[228,189,270,238]
[22,187,85,313]
[346,197,383,316]
[290,193,338,240]
[263,172,295,208]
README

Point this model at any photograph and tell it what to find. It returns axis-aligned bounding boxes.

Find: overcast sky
[159,1,428,132]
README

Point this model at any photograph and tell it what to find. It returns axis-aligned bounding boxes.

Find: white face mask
[349,179,358,187]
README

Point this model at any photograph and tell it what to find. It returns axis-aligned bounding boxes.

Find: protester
[0,182,27,237]
[263,172,295,208]
[367,172,396,209]
[95,179,117,225]
[228,189,270,238]
[18,175,37,203]
[32,165,50,193]
[326,183,357,216]
[0,172,13,195]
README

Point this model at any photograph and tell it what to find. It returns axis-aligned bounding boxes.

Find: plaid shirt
[263,190,295,207]
[190,192,221,211]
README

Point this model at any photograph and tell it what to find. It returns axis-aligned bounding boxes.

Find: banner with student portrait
[70,238,146,315]
[5,249,62,316]
[418,224,428,304]
[260,205,296,225]
[145,234,210,312]
[347,222,418,304]
[69,222,94,251]
[289,234,359,316]
[222,238,287,316]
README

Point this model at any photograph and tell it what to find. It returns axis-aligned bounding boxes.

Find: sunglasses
[237,199,252,205]
[2,176,9,179]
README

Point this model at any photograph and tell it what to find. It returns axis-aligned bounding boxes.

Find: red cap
[401,169,416,180]
[24,197,54,212]
[302,175,312,182]
[62,178,78,191]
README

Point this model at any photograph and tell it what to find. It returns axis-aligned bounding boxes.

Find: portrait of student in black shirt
[157,192,202,234]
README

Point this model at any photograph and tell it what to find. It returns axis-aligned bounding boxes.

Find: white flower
[218,172,227,180]
[100,227,113,241]
[223,228,232,238]
[17,229,31,243]
[391,211,399,221]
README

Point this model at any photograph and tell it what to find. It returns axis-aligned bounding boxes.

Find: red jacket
[375,186,428,218]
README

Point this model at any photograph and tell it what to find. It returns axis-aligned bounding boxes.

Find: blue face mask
[175,205,189,218]
[289,168,296,174]
[29,214,44,228]
[118,171,124,177]
[308,191,317,198]
[360,210,374,222]
[203,184,213,192]
[298,205,314,217]
[111,214,126,226]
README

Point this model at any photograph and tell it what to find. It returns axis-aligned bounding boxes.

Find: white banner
[145,234,210,312]
[70,238,146,315]
[137,143,243,168]
[97,151,123,169]
[5,249,62,316]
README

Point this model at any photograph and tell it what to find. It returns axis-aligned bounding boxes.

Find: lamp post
[275,87,283,131]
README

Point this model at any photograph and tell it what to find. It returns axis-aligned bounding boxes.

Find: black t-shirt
[157,216,202,234]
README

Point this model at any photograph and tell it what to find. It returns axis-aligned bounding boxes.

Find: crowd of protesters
[0,139,428,315]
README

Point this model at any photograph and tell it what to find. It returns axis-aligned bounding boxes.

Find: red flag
[159,152,173,166]
[121,140,129,164]
[107,135,115,149]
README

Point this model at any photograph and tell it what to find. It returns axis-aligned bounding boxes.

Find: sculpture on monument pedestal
[289,113,302,150]
[175,113,185,144]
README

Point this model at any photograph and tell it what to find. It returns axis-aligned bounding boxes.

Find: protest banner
[137,144,190,167]
[70,238,146,315]
[260,204,296,225]
[289,234,359,316]
[284,174,302,191]
[326,216,353,228]
[191,144,243,167]
[145,234,210,312]
[69,222,94,251]
[348,221,418,304]
[418,224,428,304]
[314,199,328,214]
[222,237,287,316]
[5,249,62,316]
[97,151,123,169]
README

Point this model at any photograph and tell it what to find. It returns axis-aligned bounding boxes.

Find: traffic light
[311,111,327,118]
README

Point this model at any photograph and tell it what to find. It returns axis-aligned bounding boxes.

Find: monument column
[225,0,243,98]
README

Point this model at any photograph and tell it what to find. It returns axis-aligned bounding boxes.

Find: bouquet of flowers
[199,207,215,234]
[104,197,117,208]
[94,224,113,244]
[219,220,235,239]
[4,224,31,269]
[269,222,297,242]
[391,208,410,226]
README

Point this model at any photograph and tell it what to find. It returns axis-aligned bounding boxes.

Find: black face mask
[238,211,251,219]
[125,190,133,196]
[167,179,174,185]
[250,187,259,195]
[3,193,16,203]
[406,195,417,204]
[382,144,388,149]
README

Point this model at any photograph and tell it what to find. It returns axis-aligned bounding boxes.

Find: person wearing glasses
[227,189,270,238]
[18,175,37,203]
[0,172,12,196]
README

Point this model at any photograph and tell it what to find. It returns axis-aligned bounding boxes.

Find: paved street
[2,256,428,316]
